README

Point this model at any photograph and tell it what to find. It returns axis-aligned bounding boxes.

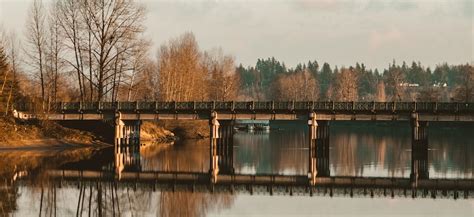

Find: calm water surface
[1,122,473,216]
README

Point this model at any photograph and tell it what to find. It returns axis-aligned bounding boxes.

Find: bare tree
[56,0,86,101]
[272,69,319,101]
[134,59,159,101]
[204,49,240,101]
[158,32,207,101]
[5,31,22,115]
[417,86,441,102]
[25,0,47,108]
[331,68,358,101]
[376,81,386,102]
[453,64,474,102]
[80,0,146,101]
[385,67,405,101]
[44,2,64,105]
[55,0,146,102]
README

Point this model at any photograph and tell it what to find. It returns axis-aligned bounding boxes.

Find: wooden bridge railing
[14,101,474,113]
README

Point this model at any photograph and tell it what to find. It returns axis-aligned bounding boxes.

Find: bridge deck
[13,101,474,121]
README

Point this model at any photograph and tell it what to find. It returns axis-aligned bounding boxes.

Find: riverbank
[154,120,210,139]
[0,116,208,148]
[0,117,102,147]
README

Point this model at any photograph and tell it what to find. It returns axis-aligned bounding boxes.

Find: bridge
[13,101,474,121]
[12,101,474,186]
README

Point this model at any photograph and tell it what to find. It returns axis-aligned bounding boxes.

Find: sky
[0,0,473,70]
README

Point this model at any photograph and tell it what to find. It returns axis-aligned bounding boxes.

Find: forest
[0,0,473,115]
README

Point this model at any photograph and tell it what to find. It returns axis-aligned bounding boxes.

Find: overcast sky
[1,0,473,70]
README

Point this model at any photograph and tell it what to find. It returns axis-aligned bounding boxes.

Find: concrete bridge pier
[308,113,331,185]
[308,112,317,185]
[410,113,429,187]
[210,112,220,183]
[114,112,141,177]
[217,120,235,175]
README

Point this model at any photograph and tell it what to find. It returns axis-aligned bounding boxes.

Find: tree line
[237,59,473,102]
[0,0,473,116]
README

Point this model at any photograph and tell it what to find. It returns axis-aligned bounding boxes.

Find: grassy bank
[0,117,99,147]
[152,120,210,140]
[140,121,177,143]
[0,116,208,147]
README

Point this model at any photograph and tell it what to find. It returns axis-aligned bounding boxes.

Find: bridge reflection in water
[44,136,473,200]
[6,121,473,217]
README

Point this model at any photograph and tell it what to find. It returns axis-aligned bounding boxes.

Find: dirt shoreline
[0,117,205,149]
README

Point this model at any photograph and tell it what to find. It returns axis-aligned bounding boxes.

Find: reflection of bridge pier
[410,113,429,186]
[115,112,141,176]
[218,121,235,174]
[308,113,330,185]
[210,112,235,183]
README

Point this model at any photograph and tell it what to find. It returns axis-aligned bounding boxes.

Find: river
[1,121,473,216]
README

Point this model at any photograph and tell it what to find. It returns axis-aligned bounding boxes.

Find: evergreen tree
[319,63,332,99]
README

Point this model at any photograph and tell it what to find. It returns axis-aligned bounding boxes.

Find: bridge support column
[309,112,330,186]
[410,113,429,187]
[210,112,220,183]
[114,112,141,178]
[308,112,317,185]
[115,113,125,176]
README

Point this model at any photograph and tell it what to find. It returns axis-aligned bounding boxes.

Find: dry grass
[140,121,176,142]
[0,117,97,147]
[155,120,210,139]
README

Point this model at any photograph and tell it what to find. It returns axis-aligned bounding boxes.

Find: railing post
[98,101,102,113]
[60,102,64,114]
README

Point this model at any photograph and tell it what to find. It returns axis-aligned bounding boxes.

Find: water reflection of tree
[158,191,234,217]
[234,129,307,175]
[0,184,17,216]
[30,179,234,217]
[140,139,210,172]
[429,126,474,178]
[0,148,93,216]
[330,123,474,178]
[330,123,412,177]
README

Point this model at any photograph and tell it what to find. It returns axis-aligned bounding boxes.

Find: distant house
[433,82,448,88]
[399,82,419,87]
